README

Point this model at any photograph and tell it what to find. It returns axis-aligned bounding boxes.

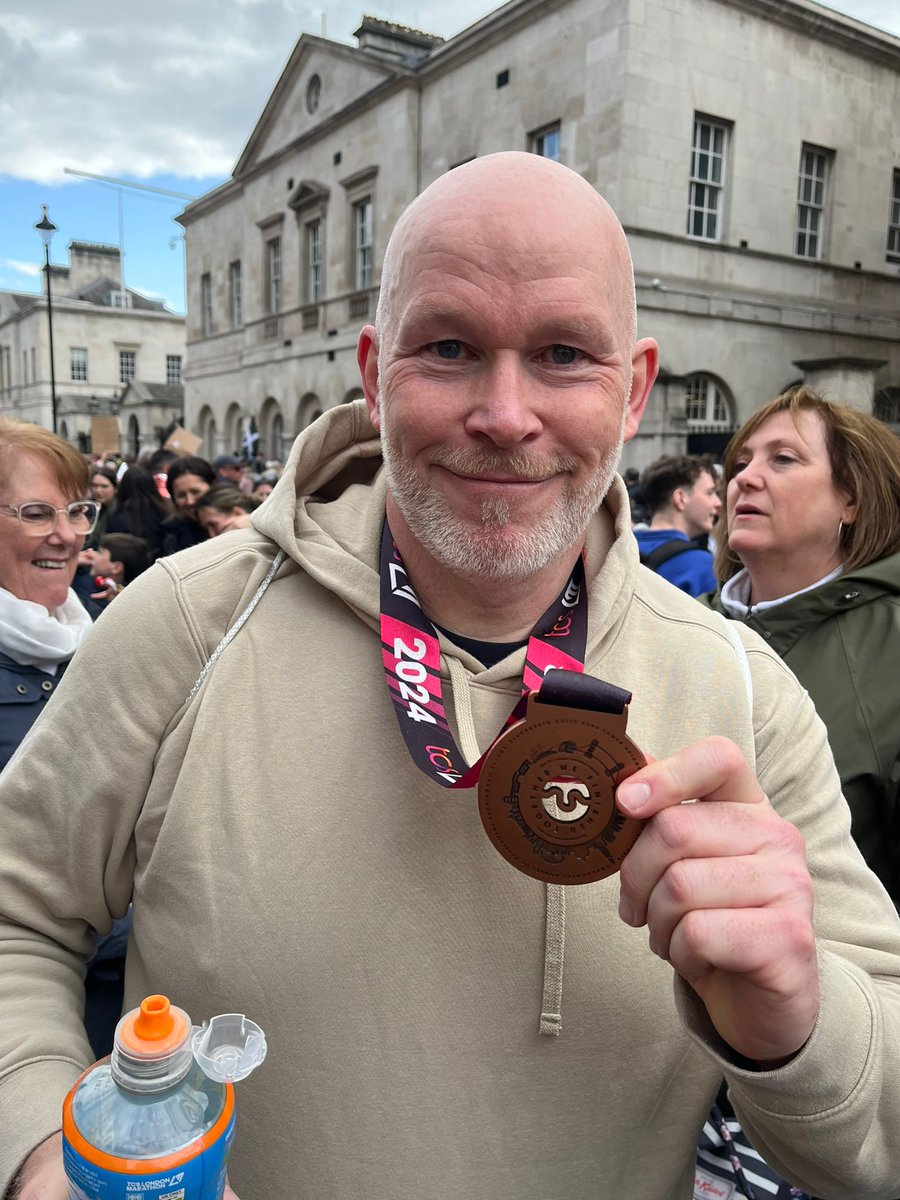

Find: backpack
[639,538,697,572]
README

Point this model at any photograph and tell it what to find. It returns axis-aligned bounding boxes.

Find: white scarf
[0,586,94,674]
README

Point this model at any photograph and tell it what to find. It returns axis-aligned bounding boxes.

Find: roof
[119,380,185,407]
[71,277,167,311]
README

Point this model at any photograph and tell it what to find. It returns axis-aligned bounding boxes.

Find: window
[354,199,373,290]
[687,116,729,241]
[119,351,136,385]
[200,273,212,337]
[70,347,88,382]
[31,347,36,383]
[229,261,242,327]
[306,220,322,303]
[110,291,132,309]
[887,170,900,262]
[683,375,731,427]
[795,144,832,259]
[530,123,561,162]
[166,355,182,385]
[306,74,322,114]
[266,237,282,313]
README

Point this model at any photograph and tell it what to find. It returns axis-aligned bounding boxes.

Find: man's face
[218,465,242,485]
[681,470,721,538]
[361,186,656,583]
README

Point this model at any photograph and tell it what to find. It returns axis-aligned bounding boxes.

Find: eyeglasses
[0,499,100,536]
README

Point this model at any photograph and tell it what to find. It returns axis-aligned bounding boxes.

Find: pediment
[234,36,399,177]
[288,180,330,214]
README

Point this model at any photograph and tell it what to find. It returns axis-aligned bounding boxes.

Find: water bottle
[62,994,266,1200]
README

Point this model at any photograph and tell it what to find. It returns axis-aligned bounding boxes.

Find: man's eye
[432,341,462,359]
[549,345,579,364]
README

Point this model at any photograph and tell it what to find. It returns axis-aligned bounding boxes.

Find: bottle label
[63,1112,235,1200]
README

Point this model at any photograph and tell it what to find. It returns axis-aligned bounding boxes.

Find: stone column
[792,356,887,413]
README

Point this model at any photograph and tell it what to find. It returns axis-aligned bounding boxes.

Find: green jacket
[706,552,900,906]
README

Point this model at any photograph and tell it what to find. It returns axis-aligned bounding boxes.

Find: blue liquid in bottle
[63,995,265,1200]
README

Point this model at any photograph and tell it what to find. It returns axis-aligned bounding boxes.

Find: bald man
[3,154,900,1200]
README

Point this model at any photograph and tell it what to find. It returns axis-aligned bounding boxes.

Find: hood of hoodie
[250,398,639,679]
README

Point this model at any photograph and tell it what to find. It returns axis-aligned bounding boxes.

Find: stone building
[0,242,186,455]
[178,0,900,467]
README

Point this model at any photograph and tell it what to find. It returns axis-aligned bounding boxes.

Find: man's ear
[110,560,125,582]
[623,338,659,443]
[357,325,380,431]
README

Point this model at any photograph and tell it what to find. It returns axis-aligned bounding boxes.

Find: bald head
[376,153,637,355]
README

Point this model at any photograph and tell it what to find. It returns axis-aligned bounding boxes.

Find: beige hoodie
[1,400,899,1199]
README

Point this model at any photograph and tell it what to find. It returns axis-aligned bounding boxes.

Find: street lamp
[34,205,59,435]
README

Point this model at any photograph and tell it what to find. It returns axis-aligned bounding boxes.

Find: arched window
[296,393,322,431]
[682,374,733,429]
[271,413,284,459]
[127,415,140,458]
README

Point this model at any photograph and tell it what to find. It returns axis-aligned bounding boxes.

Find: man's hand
[616,736,819,1066]
[12,1131,241,1199]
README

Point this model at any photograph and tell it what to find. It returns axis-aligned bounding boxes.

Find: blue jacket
[0,652,69,773]
[634,528,717,598]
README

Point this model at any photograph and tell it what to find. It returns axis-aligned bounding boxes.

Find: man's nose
[463,355,542,447]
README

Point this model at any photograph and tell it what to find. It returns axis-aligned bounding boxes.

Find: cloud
[2,258,42,277]
[0,0,494,185]
[0,0,896,186]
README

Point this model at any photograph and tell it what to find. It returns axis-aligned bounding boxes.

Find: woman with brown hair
[0,418,126,1057]
[195,484,259,538]
[707,386,900,905]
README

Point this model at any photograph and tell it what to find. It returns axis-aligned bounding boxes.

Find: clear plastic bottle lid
[191,1013,267,1083]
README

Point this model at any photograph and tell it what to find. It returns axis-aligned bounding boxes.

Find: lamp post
[34,205,59,435]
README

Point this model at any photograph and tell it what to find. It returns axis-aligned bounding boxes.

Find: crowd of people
[1,153,899,1200]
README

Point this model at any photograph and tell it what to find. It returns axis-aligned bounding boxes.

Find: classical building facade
[0,242,186,455]
[179,0,900,467]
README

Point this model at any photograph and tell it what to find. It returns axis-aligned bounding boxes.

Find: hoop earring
[838,519,844,543]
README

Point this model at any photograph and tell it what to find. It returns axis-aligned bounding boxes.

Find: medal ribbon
[379,520,588,788]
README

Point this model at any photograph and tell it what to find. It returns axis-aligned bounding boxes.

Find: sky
[2,0,898,316]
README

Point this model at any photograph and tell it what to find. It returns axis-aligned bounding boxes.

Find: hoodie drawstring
[446,655,566,1038]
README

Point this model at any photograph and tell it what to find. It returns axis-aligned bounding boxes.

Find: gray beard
[380,419,625,583]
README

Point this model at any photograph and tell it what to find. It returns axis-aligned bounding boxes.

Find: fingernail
[618,895,635,925]
[617,781,651,813]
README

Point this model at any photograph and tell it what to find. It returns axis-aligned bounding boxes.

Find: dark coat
[0,652,69,772]
[705,551,900,906]
[161,512,208,557]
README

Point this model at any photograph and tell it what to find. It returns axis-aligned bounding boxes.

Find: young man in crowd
[635,454,721,596]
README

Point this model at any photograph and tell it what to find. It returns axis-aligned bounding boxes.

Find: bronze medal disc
[477,695,646,885]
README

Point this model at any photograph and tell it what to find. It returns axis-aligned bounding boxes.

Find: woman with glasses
[0,417,127,1059]
[0,418,101,770]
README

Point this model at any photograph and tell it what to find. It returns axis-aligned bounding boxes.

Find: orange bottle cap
[116,995,191,1056]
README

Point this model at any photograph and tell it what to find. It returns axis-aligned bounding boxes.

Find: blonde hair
[715,386,900,581]
[0,418,89,499]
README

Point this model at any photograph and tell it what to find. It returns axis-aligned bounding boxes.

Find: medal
[477,673,646,885]
[380,522,647,884]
